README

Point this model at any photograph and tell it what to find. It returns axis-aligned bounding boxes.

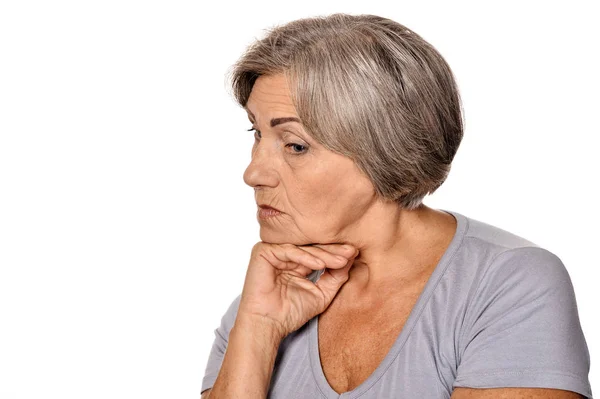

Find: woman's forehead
[247,75,295,109]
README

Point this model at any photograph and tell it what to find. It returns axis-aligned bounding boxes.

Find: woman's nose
[243,140,279,188]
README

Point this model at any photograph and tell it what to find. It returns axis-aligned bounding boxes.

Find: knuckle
[281,243,296,251]
[252,241,269,251]
[251,242,269,259]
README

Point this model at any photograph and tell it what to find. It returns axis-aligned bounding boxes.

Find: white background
[0,1,598,398]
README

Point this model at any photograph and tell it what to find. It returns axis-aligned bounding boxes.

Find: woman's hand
[237,242,359,339]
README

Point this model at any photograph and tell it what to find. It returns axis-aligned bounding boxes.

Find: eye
[285,143,308,155]
[246,126,308,156]
[247,127,261,140]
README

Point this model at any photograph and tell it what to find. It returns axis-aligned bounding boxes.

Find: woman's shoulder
[450,212,591,398]
[450,210,565,278]
[445,210,575,314]
[449,211,580,337]
[452,209,540,250]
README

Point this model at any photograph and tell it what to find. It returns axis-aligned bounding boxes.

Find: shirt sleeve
[200,293,242,395]
[453,246,593,398]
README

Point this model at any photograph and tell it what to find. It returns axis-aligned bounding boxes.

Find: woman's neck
[337,205,457,302]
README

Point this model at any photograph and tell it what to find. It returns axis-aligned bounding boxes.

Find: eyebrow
[246,110,302,128]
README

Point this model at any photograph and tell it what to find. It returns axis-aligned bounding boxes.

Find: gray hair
[226,13,464,210]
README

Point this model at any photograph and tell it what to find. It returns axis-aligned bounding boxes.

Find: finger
[311,243,359,259]
[296,245,353,269]
[285,263,319,278]
[314,258,353,303]
[267,244,327,271]
[327,256,355,282]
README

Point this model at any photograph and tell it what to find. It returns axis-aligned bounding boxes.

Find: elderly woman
[200,13,592,399]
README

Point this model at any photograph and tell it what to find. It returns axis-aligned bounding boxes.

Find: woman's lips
[258,205,282,219]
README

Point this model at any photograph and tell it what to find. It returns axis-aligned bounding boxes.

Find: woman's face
[243,73,377,245]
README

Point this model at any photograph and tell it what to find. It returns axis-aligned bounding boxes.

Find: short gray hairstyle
[226,13,464,210]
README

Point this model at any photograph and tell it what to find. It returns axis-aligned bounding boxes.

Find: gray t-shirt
[201,209,593,398]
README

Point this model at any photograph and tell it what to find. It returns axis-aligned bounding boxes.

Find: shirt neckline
[308,209,468,399]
